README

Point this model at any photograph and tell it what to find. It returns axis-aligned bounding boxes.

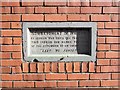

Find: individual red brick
[111,59,120,65]
[12,52,22,59]
[1,60,22,67]
[35,7,57,13]
[46,74,67,80]
[22,14,44,21]
[25,7,34,13]
[58,7,80,14]
[1,45,22,51]
[106,52,120,58]
[67,14,89,21]
[51,62,58,73]
[12,7,25,13]
[67,0,81,6]
[106,37,119,43]
[44,62,50,72]
[1,74,23,81]
[90,73,111,79]
[91,2,112,6]
[73,62,80,72]
[112,30,120,36]
[81,7,101,13]
[0,22,10,28]
[13,38,22,44]
[0,7,11,13]
[1,30,21,36]
[96,66,101,73]
[45,1,66,6]
[97,22,104,29]
[81,62,88,72]
[101,66,120,72]
[1,14,21,21]
[105,22,119,28]
[0,37,12,44]
[22,2,43,6]
[30,63,37,72]
[11,22,21,28]
[58,81,78,87]
[12,66,22,74]
[112,15,119,21]
[97,37,105,43]
[97,29,112,36]
[97,59,110,65]
[1,67,11,74]
[97,44,110,50]
[79,80,100,87]
[101,80,120,86]
[13,81,34,88]
[103,7,119,14]
[97,52,105,58]
[0,52,11,59]
[0,1,20,6]
[112,1,119,6]
[68,74,89,80]
[1,81,12,88]
[58,62,65,72]
[112,73,120,79]
[45,14,67,21]
[111,44,120,50]
[66,62,72,73]
[23,74,45,81]
[81,1,90,6]
[35,81,57,87]
[37,63,43,73]
[22,63,29,73]
[91,15,110,21]
[89,62,95,72]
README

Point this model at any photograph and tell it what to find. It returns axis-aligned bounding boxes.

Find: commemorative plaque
[23,22,97,61]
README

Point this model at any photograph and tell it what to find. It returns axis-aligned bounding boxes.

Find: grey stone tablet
[23,22,97,62]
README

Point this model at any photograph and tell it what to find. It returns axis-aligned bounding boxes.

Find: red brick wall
[0,0,120,89]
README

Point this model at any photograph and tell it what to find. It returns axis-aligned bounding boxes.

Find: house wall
[0,0,120,89]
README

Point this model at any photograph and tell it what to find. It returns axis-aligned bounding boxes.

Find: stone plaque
[23,22,97,61]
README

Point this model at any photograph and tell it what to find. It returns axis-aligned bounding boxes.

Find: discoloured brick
[68,14,89,21]
[45,14,67,21]
[14,81,34,88]
[82,62,88,72]
[101,80,120,86]
[35,81,57,87]
[66,62,72,73]
[73,62,80,72]
[1,67,11,74]
[1,30,21,36]
[37,63,44,73]
[1,81,12,88]
[22,14,44,21]
[1,74,23,81]
[58,81,78,87]
[79,80,100,87]
[68,74,89,80]
[24,74,45,81]
[46,74,67,80]
[22,63,29,73]
[1,60,22,67]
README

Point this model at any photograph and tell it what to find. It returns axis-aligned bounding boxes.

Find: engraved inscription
[29,28,91,55]
[30,30,77,54]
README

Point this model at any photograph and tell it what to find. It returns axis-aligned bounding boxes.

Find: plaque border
[23,22,97,62]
